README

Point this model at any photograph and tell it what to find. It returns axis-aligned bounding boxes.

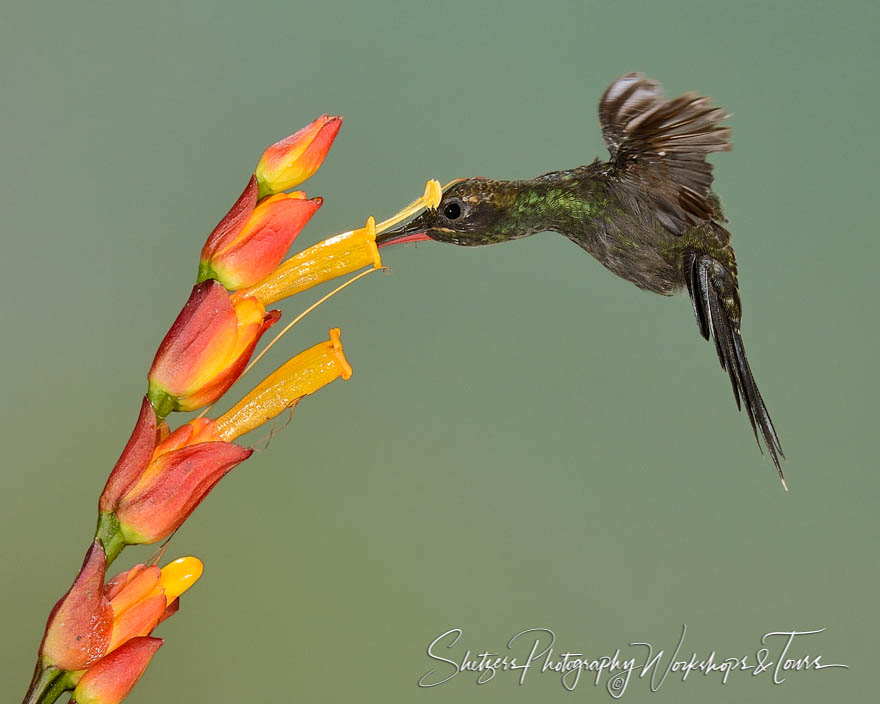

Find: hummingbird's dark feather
[599,73,732,234]
[684,250,785,484]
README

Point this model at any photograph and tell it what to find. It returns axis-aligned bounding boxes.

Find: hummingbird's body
[430,165,735,295]
[379,73,785,484]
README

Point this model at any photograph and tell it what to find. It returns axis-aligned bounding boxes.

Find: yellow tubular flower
[239,219,380,306]
[238,180,442,306]
[213,329,352,442]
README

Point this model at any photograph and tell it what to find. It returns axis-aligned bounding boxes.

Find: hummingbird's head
[376,178,521,248]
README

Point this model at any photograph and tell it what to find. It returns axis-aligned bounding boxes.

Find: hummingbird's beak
[375,222,432,248]
[373,179,442,248]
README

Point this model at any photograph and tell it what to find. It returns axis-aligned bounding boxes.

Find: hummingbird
[377,72,786,486]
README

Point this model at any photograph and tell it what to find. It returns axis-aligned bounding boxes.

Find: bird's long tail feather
[684,251,786,487]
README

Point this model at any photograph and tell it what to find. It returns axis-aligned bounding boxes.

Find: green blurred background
[2,1,876,701]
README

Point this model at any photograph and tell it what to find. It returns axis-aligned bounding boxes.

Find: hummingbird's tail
[684,251,786,487]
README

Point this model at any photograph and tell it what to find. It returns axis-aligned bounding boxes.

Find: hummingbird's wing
[598,73,732,234]
[683,248,786,485]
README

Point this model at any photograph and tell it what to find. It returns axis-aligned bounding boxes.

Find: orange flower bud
[114,423,252,544]
[147,281,280,416]
[214,328,352,441]
[103,557,202,650]
[255,115,342,197]
[71,637,162,704]
[199,185,323,290]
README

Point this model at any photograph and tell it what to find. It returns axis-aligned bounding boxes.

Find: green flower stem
[147,387,174,425]
[256,176,272,201]
[196,260,219,284]
[22,515,127,704]
[22,664,72,704]
[95,511,126,567]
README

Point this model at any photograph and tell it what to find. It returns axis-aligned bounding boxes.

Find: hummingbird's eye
[443,200,463,220]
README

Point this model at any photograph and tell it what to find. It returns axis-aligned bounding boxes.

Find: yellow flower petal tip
[159,557,203,601]
[329,328,352,380]
[363,216,382,270]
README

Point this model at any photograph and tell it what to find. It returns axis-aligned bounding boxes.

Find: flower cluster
[35,542,201,704]
[23,114,441,704]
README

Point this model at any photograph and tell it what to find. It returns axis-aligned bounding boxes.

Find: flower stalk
[21,112,441,704]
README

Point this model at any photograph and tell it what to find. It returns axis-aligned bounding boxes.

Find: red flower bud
[99,397,158,513]
[40,541,113,671]
[200,176,259,272]
[147,281,280,416]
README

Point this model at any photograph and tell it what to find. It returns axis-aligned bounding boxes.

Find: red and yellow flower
[40,542,201,673]
[22,104,450,704]
[147,281,280,416]
[101,330,352,547]
[102,556,202,649]
[198,176,323,290]
[110,420,253,545]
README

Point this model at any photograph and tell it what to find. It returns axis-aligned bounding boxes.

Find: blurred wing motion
[599,72,732,234]
[684,250,786,486]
